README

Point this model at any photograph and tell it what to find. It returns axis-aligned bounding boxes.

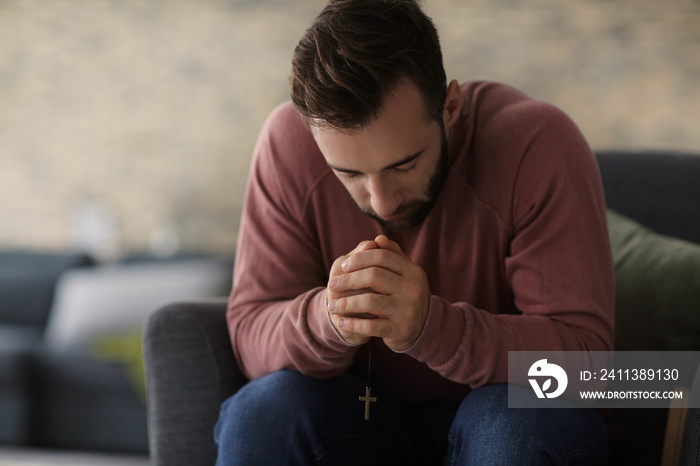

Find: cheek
[403,173,430,199]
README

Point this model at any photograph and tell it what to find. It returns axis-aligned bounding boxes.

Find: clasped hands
[327,235,430,352]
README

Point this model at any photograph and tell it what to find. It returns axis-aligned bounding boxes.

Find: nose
[367,175,401,219]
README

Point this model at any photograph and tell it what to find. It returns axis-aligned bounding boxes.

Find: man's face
[312,82,450,232]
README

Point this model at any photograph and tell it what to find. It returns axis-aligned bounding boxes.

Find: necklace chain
[358,339,377,420]
[366,338,372,386]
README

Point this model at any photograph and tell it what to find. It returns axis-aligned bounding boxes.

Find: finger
[342,248,407,275]
[329,253,349,280]
[353,240,378,254]
[330,292,391,318]
[327,286,374,303]
[374,235,403,255]
[336,315,388,338]
[330,267,398,295]
[330,315,371,346]
[335,309,421,350]
[330,240,378,278]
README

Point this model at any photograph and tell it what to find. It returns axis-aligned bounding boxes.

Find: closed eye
[336,170,362,180]
[328,149,423,179]
[394,162,417,173]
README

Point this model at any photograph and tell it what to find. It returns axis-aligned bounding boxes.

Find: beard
[357,131,450,233]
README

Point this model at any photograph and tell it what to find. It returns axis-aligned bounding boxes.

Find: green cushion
[92,328,146,402]
[608,209,700,350]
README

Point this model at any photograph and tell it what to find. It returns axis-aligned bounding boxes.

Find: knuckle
[328,274,339,287]
[408,272,427,296]
[409,284,422,301]
[367,267,382,283]
[372,294,389,309]
[336,298,346,312]
[377,249,392,262]
[362,293,377,308]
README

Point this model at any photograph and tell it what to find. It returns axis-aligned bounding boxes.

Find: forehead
[311,83,439,172]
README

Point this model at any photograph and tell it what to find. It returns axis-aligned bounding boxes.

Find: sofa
[144,150,700,465]
[0,253,233,454]
[0,251,94,445]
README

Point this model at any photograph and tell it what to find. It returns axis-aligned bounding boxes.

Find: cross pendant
[358,386,377,421]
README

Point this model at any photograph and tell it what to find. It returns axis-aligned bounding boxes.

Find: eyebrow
[327,150,424,175]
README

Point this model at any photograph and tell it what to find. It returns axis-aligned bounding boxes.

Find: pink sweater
[227,81,614,403]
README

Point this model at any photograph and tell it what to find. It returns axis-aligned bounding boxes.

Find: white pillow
[44,259,232,353]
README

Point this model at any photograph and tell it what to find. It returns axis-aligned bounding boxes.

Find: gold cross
[358,386,377,420]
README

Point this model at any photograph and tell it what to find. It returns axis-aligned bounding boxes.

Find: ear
[442,79,463,130]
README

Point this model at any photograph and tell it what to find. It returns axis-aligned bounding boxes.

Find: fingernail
[337,317,346,328]
[328,300,337,312]
[341,259,349,271]
[329,277,339,287]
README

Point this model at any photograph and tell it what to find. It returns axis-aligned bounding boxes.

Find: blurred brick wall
[1,0,698,258]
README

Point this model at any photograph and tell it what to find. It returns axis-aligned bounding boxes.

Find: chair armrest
[143,298,247,466]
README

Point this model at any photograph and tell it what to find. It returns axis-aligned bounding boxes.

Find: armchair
[144,150,700,466]
[144,299,242,465]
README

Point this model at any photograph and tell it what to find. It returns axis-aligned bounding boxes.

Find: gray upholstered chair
[680,364,700,466]
[144,299,238,465]
[144,151,700,466]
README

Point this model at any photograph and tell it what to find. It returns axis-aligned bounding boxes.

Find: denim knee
[214,371,325,466]
[447,384,608,465]
[218,371,300,429]
[215,370,456,466]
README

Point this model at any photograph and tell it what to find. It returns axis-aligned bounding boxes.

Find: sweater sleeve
[403,101,615,387]
[227,105,358,380]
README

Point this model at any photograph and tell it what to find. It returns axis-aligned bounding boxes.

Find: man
[215,0,614,464]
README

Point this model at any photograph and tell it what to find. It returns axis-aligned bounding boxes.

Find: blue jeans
[214,370,608,465]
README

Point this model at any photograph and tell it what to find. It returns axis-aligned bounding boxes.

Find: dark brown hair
[290,0,447,130]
